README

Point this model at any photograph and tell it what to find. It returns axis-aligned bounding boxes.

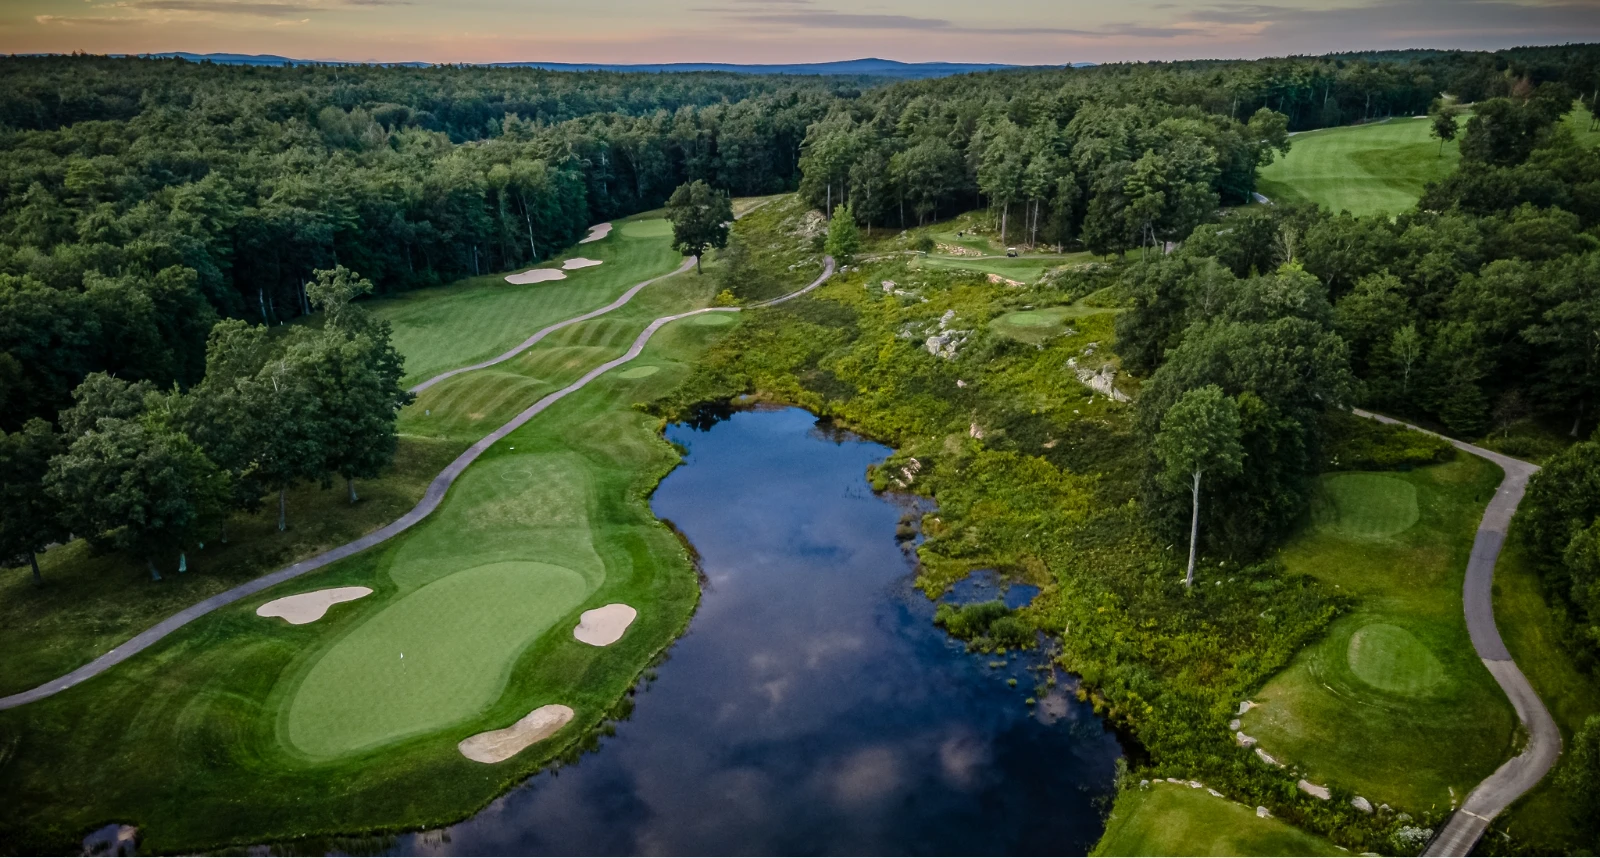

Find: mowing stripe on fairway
[0,257,833,712]
[409,257,696,394]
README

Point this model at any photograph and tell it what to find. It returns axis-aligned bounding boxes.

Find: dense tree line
[0,59,838,430]
[0,266,409,580]
[791,45,1600,253]
[3,46,1599,578]
[1109,82,1598,559]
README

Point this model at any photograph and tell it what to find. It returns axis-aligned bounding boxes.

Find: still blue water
[396,406,1122,855]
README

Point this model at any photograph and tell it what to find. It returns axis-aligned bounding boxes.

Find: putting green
[1347,622,1447,696]
[284,561,589,758]
[692,312,736,326]
[618,365,660,378]
[1311,473,1419,540]
[620,219,672,238]
[1001,311,1055,328]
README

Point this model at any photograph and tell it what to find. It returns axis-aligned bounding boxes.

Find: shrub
[1322,410,1454,471]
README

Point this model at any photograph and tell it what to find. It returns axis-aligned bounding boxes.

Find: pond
[394,406,1122,855]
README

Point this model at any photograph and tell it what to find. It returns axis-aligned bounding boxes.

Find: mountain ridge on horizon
[120,52,1095,77]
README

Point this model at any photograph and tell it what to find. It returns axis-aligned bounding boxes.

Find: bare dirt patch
[256,586,373,625]
[458,703,575,764]
[573,603,638,646]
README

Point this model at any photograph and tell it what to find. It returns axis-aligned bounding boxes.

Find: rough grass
[1240,456,1518,812]
[1489,533,1600,852]
[0,213,739,853]
[1094,783,1343,857]
[369,211,681,387]
[1257,116,1462,217]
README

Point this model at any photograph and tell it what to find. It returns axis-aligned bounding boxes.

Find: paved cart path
[0,257,833,712]
[1351,410,1561,857]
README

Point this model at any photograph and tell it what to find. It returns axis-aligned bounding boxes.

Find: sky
[3,0,1599,65]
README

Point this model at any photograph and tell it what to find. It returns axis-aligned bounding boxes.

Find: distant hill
[136,53,1094,78]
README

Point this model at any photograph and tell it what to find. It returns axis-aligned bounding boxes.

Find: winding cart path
[1352,410,1561,857]
[0,257,834,712]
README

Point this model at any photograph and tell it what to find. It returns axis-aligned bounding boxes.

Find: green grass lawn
[990,304,1117,345]
[1489,533,1600,852]
[913,251,1093,284]
[0,202,750,850]
[1564,101,1599,149]
[1257,116,1462,217]
[369,213,681,387]
[0,209,688,702]
[0,267,736,852]
[0,435,463,698]
[1094,782,1343,857]
[1240,455,1519,812]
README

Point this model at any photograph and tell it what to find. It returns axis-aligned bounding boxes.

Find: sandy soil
[458,704,574,763]
[257,587,373,625]
[573,603,637,646]
[579,222,613,244]
[562,257,603,270]
[504,268,568,285]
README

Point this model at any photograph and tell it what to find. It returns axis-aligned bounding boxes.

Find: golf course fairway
[1256,116,1461,217]
[369,214,681,387]
[0,210,763,853]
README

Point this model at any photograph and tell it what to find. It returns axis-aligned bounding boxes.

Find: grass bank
[1094,781,1342,857]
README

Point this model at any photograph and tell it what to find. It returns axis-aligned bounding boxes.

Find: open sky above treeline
[4,0,1600,66]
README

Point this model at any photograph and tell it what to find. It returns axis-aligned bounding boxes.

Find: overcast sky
[4,0,1599,65]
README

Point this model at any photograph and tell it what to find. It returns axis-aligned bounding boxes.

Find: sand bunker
[562,257,603,270]
[579,222,613,244]
[257,586,373,625]
[573,603,638,646]
[505,268,567,285]
[458,704,574,764]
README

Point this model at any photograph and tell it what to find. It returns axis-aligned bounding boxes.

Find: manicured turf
[0,216,743,852]
[285,560,590,758]
[1310,473,1420,540]
[1094,782,1343,857]
[1257,117,1462,217]
[0,435,463,698]
[913,251,1089,283]
[991,304,1117,344]
[1346,622,1447,696]
[1240,457,1518,812]
[368,211,680,387]
[1489,533,1600,851]
[1564,101,1599,149]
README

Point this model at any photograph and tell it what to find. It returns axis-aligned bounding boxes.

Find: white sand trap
[562,257,603,270]
[458,704,574,764]
[257,586,373,625]
[504,268,568,285]
[579,222,612,244]
[573,603,638,646]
